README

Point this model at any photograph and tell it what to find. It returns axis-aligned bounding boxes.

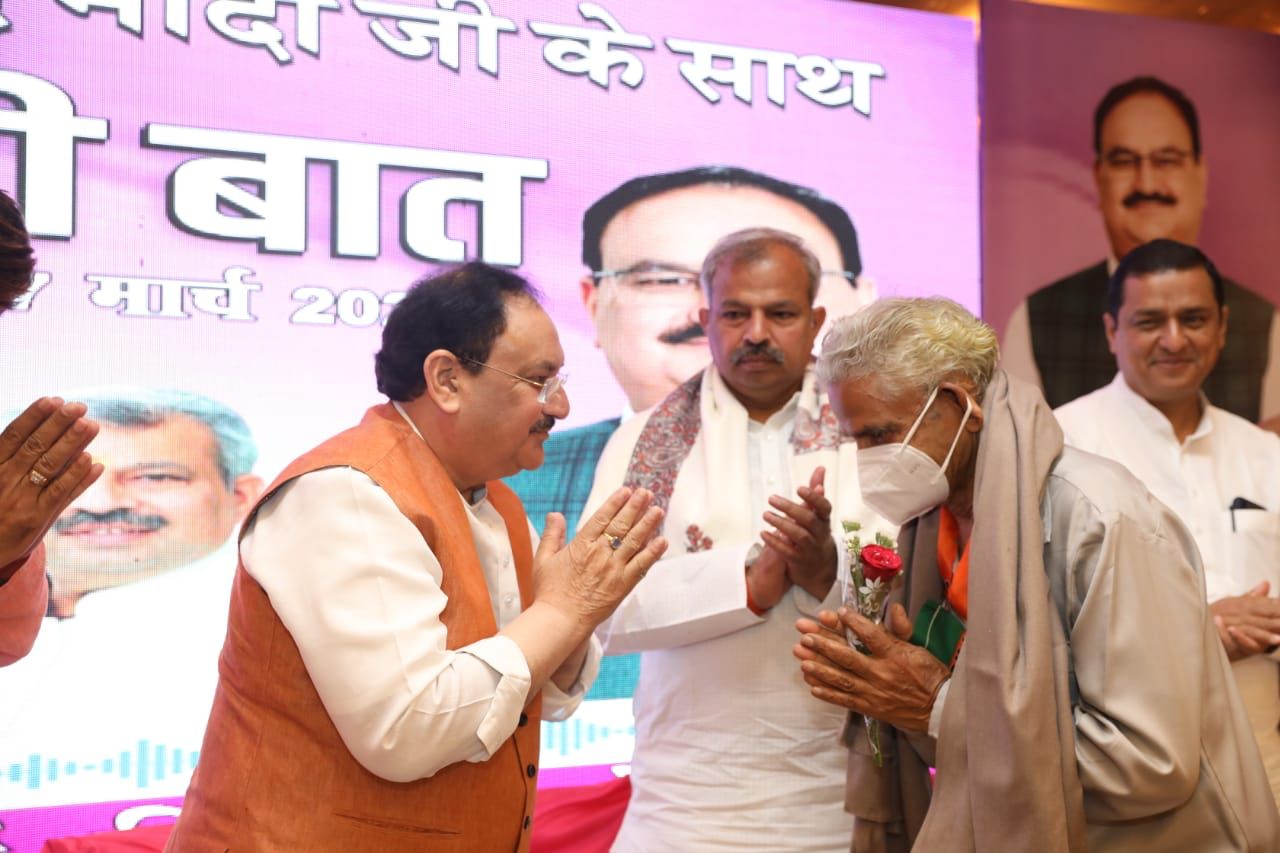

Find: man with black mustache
[40,390,263,618]
[0,388,263,806]
[506,167,870,706]
[508,165,867,538]
[583,229,893,850]
[1001,76,1277,422]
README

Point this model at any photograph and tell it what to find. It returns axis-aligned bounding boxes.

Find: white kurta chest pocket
[1224,507,1280,593]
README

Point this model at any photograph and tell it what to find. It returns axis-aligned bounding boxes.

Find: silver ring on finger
[609,535,624,550]
[28,469,49,487]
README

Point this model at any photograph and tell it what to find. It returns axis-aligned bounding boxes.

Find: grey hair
[818,297,1000,399]
[700,227,822,303]
[72,387,258,487]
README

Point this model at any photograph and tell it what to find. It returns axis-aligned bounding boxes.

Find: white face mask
[857,385,973,527]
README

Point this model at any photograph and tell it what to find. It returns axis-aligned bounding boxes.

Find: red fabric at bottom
[530,777,631,853]
[38,778,633,853]
[42,824,175,853]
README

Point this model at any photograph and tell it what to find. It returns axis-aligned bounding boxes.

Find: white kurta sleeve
[243,467,533,783]
[596,543,761,654]
[541,634,602,721]
[1065,506,1206,820]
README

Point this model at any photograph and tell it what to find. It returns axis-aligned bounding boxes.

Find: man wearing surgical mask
[792,297,1278,852]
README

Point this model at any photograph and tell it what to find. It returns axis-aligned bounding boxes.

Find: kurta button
[527,764,537,777]
[523,816,531,830]
[518,713,528,727]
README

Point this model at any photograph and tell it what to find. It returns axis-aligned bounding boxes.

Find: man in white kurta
[1054,240,1280,805]
[585,229,890,851]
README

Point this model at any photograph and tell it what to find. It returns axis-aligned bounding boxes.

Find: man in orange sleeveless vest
[167,263,668,852]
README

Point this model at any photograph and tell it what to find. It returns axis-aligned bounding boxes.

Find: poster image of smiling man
[1001,76,1279,423]
[42,388,263,617]
[0,388,263,806]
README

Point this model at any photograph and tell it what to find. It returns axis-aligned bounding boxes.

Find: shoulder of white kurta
[1209,404,1280,459]
[244,465,405,574]
[1052,386,1111,448]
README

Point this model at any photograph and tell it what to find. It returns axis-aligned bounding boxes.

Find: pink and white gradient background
[2,0,978,476]
[0,0,976,848]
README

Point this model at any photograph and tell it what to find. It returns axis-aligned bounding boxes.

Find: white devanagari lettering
[0,72,109,239]
[86,275,186,318]
[354,0,516,75]
[205,0,340,64]
[166,0,192,37]
[56,0,142,34]
[665,38,794,107]
[186,267,262,321]
[12,273,52,312]
[528,2,653,90]
[85,268,262,320]
[144,124,548,265]
[794,55,885,116]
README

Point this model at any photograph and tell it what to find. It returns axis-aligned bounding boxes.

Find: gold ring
[28,470,49,487]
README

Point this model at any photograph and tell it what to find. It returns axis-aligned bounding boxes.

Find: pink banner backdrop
[1,0,977,847]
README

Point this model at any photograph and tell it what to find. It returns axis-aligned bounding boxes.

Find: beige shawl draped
[846,370,1087,852]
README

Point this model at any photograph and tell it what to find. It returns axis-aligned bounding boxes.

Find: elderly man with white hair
[793,297,1279,852]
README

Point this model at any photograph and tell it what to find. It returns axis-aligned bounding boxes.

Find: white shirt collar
[1107,372,1213,445]
[708,366,805,424]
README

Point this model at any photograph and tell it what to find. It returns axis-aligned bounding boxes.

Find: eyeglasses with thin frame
[459,357,568,405]
[591,265,859,290]
[1100,147,1193,172]
[591,265,701,290]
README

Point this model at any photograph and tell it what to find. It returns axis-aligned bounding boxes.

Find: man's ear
[422,349,464,414]
[580,275,601,346]
[1103,311,1118,356]
[231,474,266,522]
[854,276,878,311]
[939,381,983,434]
[698,305,710,329]
[811,304,827,330]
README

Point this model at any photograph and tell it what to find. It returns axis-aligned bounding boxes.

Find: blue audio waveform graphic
[540,719,635,757]
[3,742,200,791]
